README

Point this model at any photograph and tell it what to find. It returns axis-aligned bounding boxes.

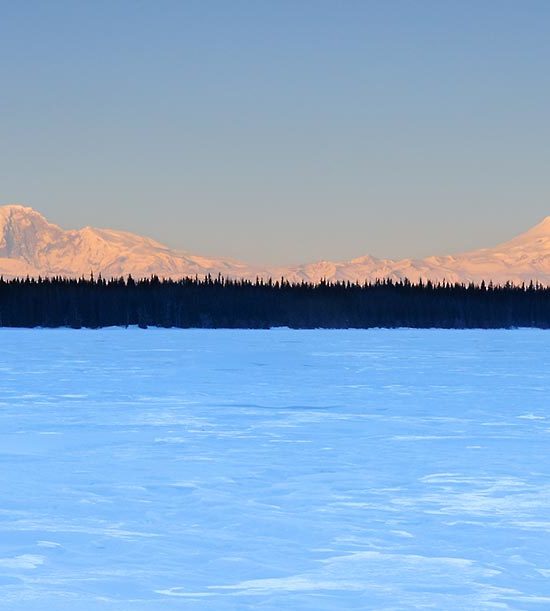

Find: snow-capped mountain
[0,205,260,280]
[277,216,550,285]
[3,204,550,284]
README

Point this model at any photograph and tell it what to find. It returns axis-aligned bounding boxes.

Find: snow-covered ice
[1,328,550,609]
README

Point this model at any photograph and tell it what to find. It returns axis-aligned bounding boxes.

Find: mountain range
[2,204,550,285]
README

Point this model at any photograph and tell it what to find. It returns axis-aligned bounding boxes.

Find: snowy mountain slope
[272,216,550,285]
[2,204,550,284]
[0,205,263,280]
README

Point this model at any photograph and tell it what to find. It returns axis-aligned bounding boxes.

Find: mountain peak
[533,215,550,231]
[0,205,63,263]
[0,203,43,215]
[498,215,550,248]
[0,204,52,230]
[523,215,550,234]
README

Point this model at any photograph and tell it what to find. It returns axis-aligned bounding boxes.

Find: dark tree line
[0,275,550,329]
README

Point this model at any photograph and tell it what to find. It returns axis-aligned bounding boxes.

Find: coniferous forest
[1,275,550,329]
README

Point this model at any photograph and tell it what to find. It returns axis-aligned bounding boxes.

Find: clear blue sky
[1,1,549,264]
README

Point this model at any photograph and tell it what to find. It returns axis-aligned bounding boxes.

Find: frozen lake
[1,328,550,610]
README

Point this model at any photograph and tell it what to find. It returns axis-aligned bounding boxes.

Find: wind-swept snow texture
[1,329,550,610]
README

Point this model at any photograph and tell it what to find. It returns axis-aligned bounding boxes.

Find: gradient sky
[1,1,549,265]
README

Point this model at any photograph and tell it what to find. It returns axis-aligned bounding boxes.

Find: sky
[1,0,549,265]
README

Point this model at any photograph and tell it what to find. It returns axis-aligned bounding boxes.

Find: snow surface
[1,328,550,609]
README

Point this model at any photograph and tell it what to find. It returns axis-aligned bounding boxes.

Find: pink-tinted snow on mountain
[2,204,550,284]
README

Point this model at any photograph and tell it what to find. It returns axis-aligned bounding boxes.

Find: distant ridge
[2,204,550,284]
